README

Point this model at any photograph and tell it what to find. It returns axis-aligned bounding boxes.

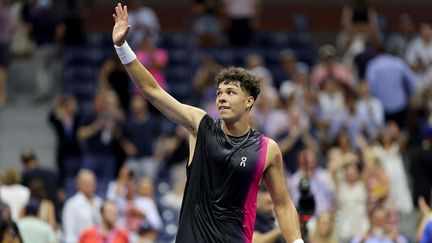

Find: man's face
[102,202,118,227]
[79,174,96,198]
[215,82,252,122]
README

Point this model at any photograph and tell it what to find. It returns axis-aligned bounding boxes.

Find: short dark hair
[215,67,261,101]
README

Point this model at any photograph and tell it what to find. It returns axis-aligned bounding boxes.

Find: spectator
[361,150,389,208]
[62,169,102,243]
[135,221,158,243]
[385,14,416,57]
[135,37,169,91]
[9,0,36,57]
[309,212,338,243]
[48,95,81,188]
[133,177,163,232]
[317,79,345,131]
[351,205,408,243]
[275,103,318,174]
[310,45,354,90]
[330,156,369,242]
[417,196,432,243]
[245,53,273,86]
[17,199,57,243]
[410,126,432,207]
[329,91,378,150]
[356,81,385,130]
[365,44,415,129]
[373,122,413,215]
[0,167,30,221]
[252,184,284,243]
[98,54,132,113]
[0,0,14,106]
[79,201,128,243]
[421,220,432,243]
[222,0,260,46]
[77,92,124,187]
[28,180,57,230]
[192,54,223,113]
[192,0,223,47]
[289,148,335,215]
[106,164,133,205]
[274,49,307,89]
[127,0,160,49]
[121,95,163,180]
[339,0,380,68]
[405,22,432,91]
[20,149,60,219]
[0,202,22,243]
[106,165,136,229]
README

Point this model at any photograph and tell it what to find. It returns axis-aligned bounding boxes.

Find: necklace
[220,120,252,147]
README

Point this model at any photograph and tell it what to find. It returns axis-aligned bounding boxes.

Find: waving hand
[112,3,131,46]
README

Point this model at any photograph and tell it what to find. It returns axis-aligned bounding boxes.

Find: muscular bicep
[125,60,206,133]
[263,140,290,206]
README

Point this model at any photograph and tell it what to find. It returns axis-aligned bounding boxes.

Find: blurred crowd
[1,0,432,242]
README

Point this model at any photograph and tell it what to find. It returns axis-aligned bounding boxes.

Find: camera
[297,177,315,241]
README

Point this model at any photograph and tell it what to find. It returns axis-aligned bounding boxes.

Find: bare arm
[263,140,302,243]
[112,3,206,133]
[77,120,103,141]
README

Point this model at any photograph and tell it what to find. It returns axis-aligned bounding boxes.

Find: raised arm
[112,3,205,133]
[263,139,302,243]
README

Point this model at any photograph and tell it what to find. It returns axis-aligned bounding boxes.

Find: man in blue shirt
[365,45,415,129]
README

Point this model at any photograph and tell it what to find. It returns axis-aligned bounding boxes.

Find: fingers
[115,3,122,17]
[112,14,118,22]
[114,3,128,21]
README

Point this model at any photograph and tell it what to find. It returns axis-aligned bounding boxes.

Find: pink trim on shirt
[242,136,269,242]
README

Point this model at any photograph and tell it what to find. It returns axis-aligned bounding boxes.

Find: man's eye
[228,91,235,95]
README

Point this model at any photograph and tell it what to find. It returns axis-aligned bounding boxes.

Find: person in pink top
[135,37,169,91]
[310,45,354,91]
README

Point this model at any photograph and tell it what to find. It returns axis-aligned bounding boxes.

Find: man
[62,169,102,243]
[365,44,415,129]
[79,201,128,243]
[351,206,408,243]
[20,149,60,216]
[111,3,302,243]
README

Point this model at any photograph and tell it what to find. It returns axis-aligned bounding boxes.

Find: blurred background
[1,0,432,242]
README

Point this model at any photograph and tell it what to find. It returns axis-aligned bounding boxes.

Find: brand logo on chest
[240,156,247,167]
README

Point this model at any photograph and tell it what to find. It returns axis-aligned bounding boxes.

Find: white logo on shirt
[240,157,247,167]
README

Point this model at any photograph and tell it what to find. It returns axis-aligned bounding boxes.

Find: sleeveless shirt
[175,115,270,243]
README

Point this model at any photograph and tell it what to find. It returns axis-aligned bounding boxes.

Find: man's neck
[101,222,113,235]
[222,117,250,137]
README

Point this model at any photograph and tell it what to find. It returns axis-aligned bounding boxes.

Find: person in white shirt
[62,169,102,243]
[134,177,163,231]
[405,22,432,91]
[0,166,30,221]
[356,81,384,130]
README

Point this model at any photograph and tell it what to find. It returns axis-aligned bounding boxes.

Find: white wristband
[293,239,304,243]
[114,41,137,65]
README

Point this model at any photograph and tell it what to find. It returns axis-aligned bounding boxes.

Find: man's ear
[246,96,255,109]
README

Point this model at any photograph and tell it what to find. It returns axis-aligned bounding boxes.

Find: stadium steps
[0,58,56,171]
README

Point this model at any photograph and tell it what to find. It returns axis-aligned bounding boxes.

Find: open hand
[112,3,131,46]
